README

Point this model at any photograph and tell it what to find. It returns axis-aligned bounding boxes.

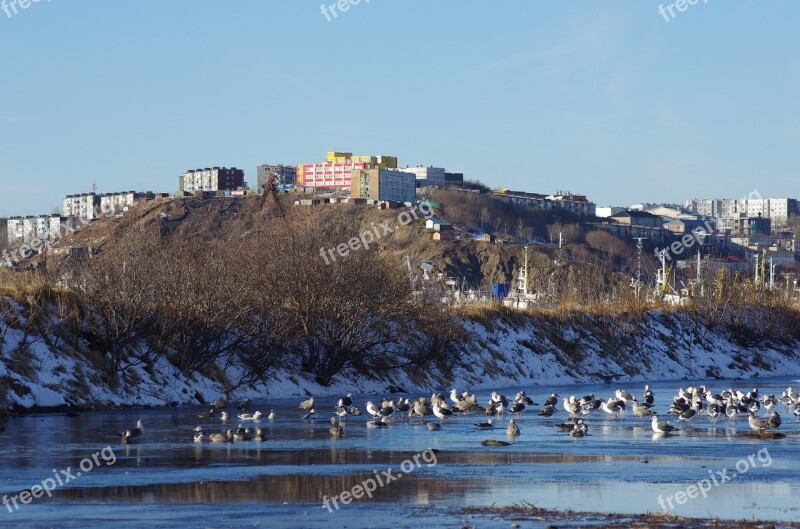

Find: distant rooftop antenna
[91,182,97,194]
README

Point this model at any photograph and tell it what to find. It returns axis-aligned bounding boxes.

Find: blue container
[491,283,511,299]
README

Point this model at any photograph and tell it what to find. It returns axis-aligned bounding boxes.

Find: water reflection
[49,473,471,505]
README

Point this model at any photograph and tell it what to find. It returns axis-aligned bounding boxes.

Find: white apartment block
[63,193,100,220]
[180,167,244,193]
[396,166,446,187]
[685,197,798,228]
[6,215,68,248]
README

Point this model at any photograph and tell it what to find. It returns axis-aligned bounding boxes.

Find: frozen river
[1,376,799,528]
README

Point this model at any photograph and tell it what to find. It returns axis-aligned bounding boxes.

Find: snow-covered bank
[1,310,799,411]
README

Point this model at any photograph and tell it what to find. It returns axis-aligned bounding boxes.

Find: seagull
[367,417,389,428]
[748,413,775,432]
[490,391,509,406]
[474,419,494,430]
[193,427,206,443]
[570,420,588,437]
[210,397,228,410]
[432,403,453,420]
[329,417,344,438]
[678,404,700,423]
[298,397,314,411]
[643,385,655,406]
[450,389,464,406]
[196,409,216,419]
[366,401,381,418]
[267,409,276,420]
[412,400,432,417]
[379,401,396,419]
[301,409,316,420]
[632,402,654,417]
[651,415,679,434]
[234,427,253,441]
[615,389,635,403]
[396,399,410,413]
[337,393,353,408]
[254,428,266,442]
[506,418,520,436]
[220,411,230,422]
[544,393,559,407]
[509,401,526,414]
[563,396,580,417]
[238,399,252,412]
[121,419,144,444]
[208,429,234,443]
[427,422,441,431]
[237,411,262,421]
[515,391,535,405]
[539,405,556,417]
[762,395,777,410]
[600,399,625,417]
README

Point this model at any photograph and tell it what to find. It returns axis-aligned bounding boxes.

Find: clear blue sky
[1,0,798,216]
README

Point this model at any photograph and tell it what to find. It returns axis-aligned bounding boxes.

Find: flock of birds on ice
[119,384,800,445]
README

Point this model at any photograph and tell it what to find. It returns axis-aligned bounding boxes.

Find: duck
[220,411,230,422]
[651,415,679,434]
[193,426,206,443]
[506,418,520,436]
[427,422,441,431]
[196,409,216,419]
[329,417,344,438]
[238,399,252,412]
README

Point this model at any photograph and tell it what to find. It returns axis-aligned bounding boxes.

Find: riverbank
[2,309,799,413]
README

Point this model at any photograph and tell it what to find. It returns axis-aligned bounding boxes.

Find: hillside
[1,194,799,413]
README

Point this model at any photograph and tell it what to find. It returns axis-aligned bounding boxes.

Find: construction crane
[258,173,291,237]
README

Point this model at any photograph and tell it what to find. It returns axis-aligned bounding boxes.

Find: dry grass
[460,502,796,528]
